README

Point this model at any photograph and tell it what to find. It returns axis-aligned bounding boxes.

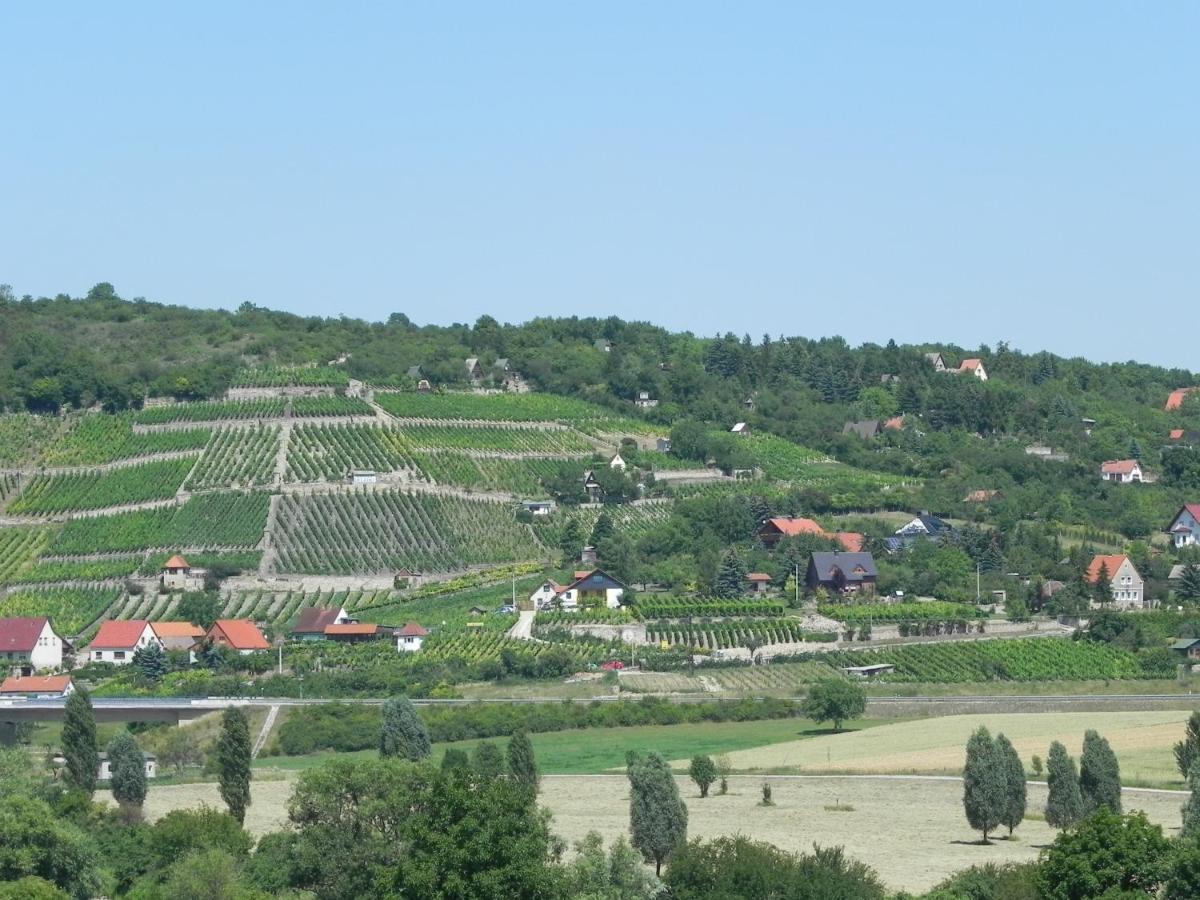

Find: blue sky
[3,3,1196,367]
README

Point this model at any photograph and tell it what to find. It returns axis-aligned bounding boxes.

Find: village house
[889,513,955,549]
[151,621,206,653]
[609,453,627,471]
[555,569,627,609]
[582,470,603,502]
[529,580,567,609]
[842,420,882,440]
[634,391,658,409]
[89,620,162,665]
[1166,387,1200,411]
[925,352,947,372]
[292,606,351,640]
[521,500,555,516]
[955,358,989,381]
[730,422,751,436]
[324,623,392,644]
[806,551,878,595]
[1167,504,1200,548]
[395,622,428,652]
[98,751,156,781]
[0,674,74,698]
[1173,638,1200,662]
[1100,459,1145,483]
[160,555,205,592]
[206,619,270,655]
[656,437,672,453]
[1086,554,1147,610]
[756,516,863,552]
[464,358,484,382]
[0,617,67,675]
[746,573,772,595]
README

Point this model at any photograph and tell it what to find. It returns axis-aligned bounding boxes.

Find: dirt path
[508,609,536,640]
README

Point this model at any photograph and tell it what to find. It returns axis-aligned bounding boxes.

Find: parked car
[599,660,625,671]
[497,605,515,614]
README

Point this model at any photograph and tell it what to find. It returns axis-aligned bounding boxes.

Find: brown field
[98,772,1188,893]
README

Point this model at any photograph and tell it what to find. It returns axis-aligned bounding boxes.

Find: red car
[599,660,625,671]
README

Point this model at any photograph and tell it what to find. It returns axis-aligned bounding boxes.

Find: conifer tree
[1045,740,1085,829]
[441,748,470,771]
[217,706,251,824]
[1094,562,1113,605]
[62,686,99,796]
[472,741,505,779]
[1079,729,1122,814]
[379,695,431,761]
[132,642,168,680]
[713,549,747,599]
[1183,760,1200,838]
[963,726,1006,843]
[107,730,147,814]
[507,730,539,791]
[995,733,1026,836]
[1175,711,1200,778]
[629,752,688,876]
[590,511,615,549]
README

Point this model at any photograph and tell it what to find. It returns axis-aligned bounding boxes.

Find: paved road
[508,609,536,640]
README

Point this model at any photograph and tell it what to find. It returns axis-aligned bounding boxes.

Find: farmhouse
[556,569,627,609]
[206,619,270,654]
[0,617,67,674]
[955,358,989,381]
[151,621,206,652]
[1167,504,1200,548]
[395,622,429,652]
[160,555,204,592]
[0,674,74,698]
[1100,459,1144,483]
[1086,554,1146,610]
[292,606,350,640]
[807,551,878,595]
[89,620,162,665]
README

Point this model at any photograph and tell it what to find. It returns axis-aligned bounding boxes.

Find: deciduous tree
[629,751,688,876]
[1079,729,1122,814]
[801,679,865,732]
[380,695,431,761]
[963,726,1006,843]
[1045,741,1084,829]
[688,755,717,798]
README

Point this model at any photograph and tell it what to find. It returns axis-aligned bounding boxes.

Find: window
[114,651,125,660]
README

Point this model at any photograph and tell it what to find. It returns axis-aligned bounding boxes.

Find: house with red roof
[1166,387,1200,411]
[207,620,270,654]
[1100,459,1145,484]
[0,617,67,674]
[395,622,429,653]
[0,674,74,698]
[1168,504,1200,549]
[1086,554,1146,610]
[955,358,989,381]
[151,621,207,652]
[89,620,162,665]
[757,517,863,552]
[160,554,204,592]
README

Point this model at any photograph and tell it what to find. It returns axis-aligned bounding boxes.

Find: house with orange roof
[745,573,772,595]
[89,620,161,665]
[151,621,207,652]
[757,517,864,552]
[1166,387,1200,411]
[0,674,74,698]
[1100,459,1145,484]
[1086,554,1146,610]
[395,622,429,652]
[324,623,392,644]
[160,554,204,592]
[206,620,270,654]
[955,358,989,381]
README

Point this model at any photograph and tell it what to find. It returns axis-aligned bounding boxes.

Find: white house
[98,752,157,781]
[730,422,750,436]
[956,358,989,381]
[529,580,567,609]
[925,352,947,372]
[160,555,205,592]
[0,617,67,674]
[609,453,627,471]
[395,622,428,653]
[1087,554,1147,610]
[1168,504,1200,548]
[1100,459,1144,483]
[89,620,162,665]
[634,391,658,409]
[554,569,627,610]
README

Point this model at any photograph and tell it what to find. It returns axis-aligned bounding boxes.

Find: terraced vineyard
[40,415,209,466]
[139,551,263,577]
[414,452,580,496]
[5,557,141,585]
[532,504,672,546]
[400,423,594,454]
[646,620,834,650]
[0,414,61,467]
[421,632,610,665]
[233,365,349,387]
[636,598,785,619]
[0,587,122,634]
[186,426,279,489]
[51,492,270,554]
[285,424,424,482]
[819,602,981,623]
[132,399,286,425]
[8,456,196,514]
[290,395,374,417]
[0,526,55,584]
[375,391,630,424]
[736,432,829,478]
[272,490,543,574]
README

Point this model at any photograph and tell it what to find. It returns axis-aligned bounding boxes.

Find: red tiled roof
[324,623,381,636]
[162,555,190,570]
[210,619,270,650]
[883,415,905,430]
[0,617,50,653]
[833,532,864,552]
[1086,554,1129,584]
[1166,388,1199,411]
[746,573,772,582]
[1100,460,1140,475]
[151,621,205,639]
[763,517,824,537]
[1170,429,1185,440]
[91,620,152,650]
[397,623,429,637]
[293,607,343,633]
[0,675,71,694]
[573,570,593,580]
[958,358,984,372]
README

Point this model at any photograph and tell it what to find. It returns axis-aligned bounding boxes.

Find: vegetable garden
[8,456,196,514]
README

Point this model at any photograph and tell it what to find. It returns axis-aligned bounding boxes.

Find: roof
[746,573,772,582]
[0,617,51,653]
[565,568,628,592]
[1101,459,1141,475]
[0,675,72,694]
[465,357,480,368]
[162,555,190,570]
[809,551,878,582]
[1171,504,1200,526]
[1173,639,1200,650]
[731,422,749,432]
[324,623,382,636]
[211,619,270,650]
[1171,429,1185,440]
[151,621,205,639]
[397,622,429,637]
[843,420,881,439]
[406,365,423,377]
[832,532,865,552]
[882,415,905,430]
[925,352,944,363]
[1086,554,1131,584]
[958,358,985,372]
[1166,387,1200,411]
[90,620,152,650]
[293,607,344,633]
[761,516,825,537]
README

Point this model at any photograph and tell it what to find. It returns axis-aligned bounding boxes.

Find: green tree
[629,751,688,876]
[158,726,204,774]
[107,730,148,814]
[1037,808,1171,900]
[563,832,662,900]
[1166,838,1200,900]
[800,679,866,731]
[1093,561,1113,605]
[0,796,103,900]
[558,515,585,562]
[154,848,246,900]
[688,755,717,798]
[61,687,98,797]
[176,592,221,629]
[590,510,615,548]
[963,726,1006,843]
[1045,740,1085,829]
[712,548,748,598]
[472,741,506,779]
[0,877,69,900]
[380,695,431,761]
[1079,729,1122,814]
[146,807,253,874]
[1175,711,1200,778]
[506,730,539,791]
[1183,760,1200,838]
[216,706,251,824]
[441,748,470,771]
[995,733,1026,836]
[1179,564,1200,603]
[132,641,168,680]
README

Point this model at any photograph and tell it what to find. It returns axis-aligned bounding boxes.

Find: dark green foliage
[175,592,222,629]
[995,733,1026,836]
[688,754,717,798]
[963,726,1006,843]
[240,831,301,894]
[380,695,431,761]
[472,741,506,780]
[1166,838,1200,900]
[663,836,886,900]
[801,679,866,731]
[145,807,253,873]
[1183,760,1200,838]
[713,548,748,598]
[131,641,168,680]
[0,796,103,900]
[61,688,98,797]
[1079,729,1122,814]
[506,730,539,791]
[1179,564,1200,603]
[629,751,688,876]
[216,706,251,824]
[1037,808,1171,900]
[1175,710,1200,778]
[922,862,1039,900]
[1045,741,1085,829]
[106,730,147,810]
[440,748,470,771]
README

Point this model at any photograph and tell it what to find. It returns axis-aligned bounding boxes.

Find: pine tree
[132,642,168,680]
[1079,729,1122,814]
[713,548,747,599]
[629,752,688,876]
[379,695,431,761]
[217,706,251,824]
[590,511,615,548]
[472,741,505,779]
[1183,760,1200,838]
[1045,741,1085,829]
[506,730,539,791]
[963,726,1006,843]
[1176,711,1200,778]
[1179,565,1200,603]
[995,733,1026,836]
[62,686,99,796]
[558,516,584,563]
[107,730,147,813]
[1094,562,1113,605]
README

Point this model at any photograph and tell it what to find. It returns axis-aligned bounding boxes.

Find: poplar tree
[1175,711,1200,778]
[217,706,251,824]
[629,751,688,876]
[507,730,539,791]
[107,730,148,814]
[1045,740,1085,829]
[995,733,1026,836]
[380,695,430,761]
[1079,729,1122,814]
[963,726,1006,843]
[62,687,99,796]
[1183,760,1200,838]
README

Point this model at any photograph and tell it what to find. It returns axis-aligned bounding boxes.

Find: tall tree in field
[688,755,717,798]
[629,751,688,876]
[801,679,866,732]
[107,730,148,815]
[1183,760,1200,838]
[995,733,1026,836]
[1079,729,1122,814]
[507,730,539,791]
[963,726,1006,843]
[379,695,430,761]
[1045,741,1085,829]
[217,706,251,824]
[1175,711,1200,778]
[62,687,99,796]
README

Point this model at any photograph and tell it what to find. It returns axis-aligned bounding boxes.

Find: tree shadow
[950,839,996,847]
[796,726,865,737]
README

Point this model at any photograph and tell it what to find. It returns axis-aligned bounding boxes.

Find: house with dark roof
[0,617,67,674]
[842,420,882,440]
[292,606,350,640]
[925,352,947,372]
[1168,504,1200,549]
[465,358,483,381]
[806,552,878,595]
[89,620,161,665]
[556,569,628,609]
[0,674,73,698]
[885,514,955,551]
[1168,429,1200,447]
[207,620,270,654]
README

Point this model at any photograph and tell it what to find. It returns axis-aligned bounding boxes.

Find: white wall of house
[396,635,424,653]
[1171,508,1200,547]
[91,624,162,665]
[528,583,560,607]
[1106,558,1146,610]
[29,620,65,670]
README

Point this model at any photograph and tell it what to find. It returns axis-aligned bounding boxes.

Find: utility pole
[976,563,981,602]
[512,573,516,609]
[277,644,282,675]
[794,562,801,607]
